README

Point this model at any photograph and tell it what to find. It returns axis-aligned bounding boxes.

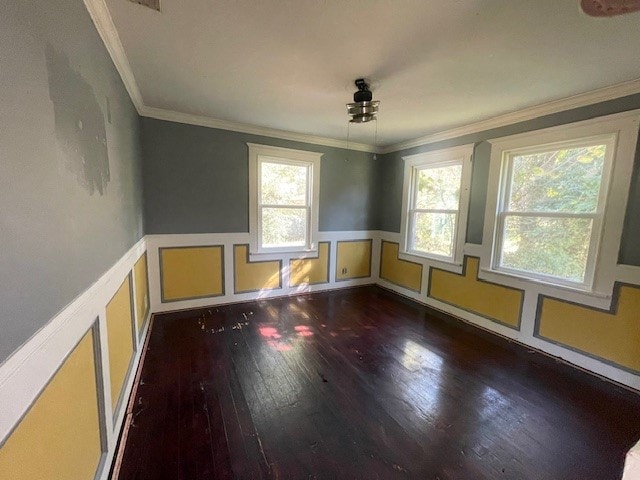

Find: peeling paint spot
[45,44,109,195]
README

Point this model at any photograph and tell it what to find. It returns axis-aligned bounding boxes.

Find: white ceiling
[102,0,640,148]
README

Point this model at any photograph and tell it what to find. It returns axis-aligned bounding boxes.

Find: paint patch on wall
[428,256,523,329]
[45,44,109,195]
[160,246,224,302]
[0,328,102,479]
[336,240,372,281]
[536,283,640,373]
[234,244,281,293]
[289,242,330,287]
[379,241,423,293]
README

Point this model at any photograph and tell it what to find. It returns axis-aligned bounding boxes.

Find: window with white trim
[248,144,321,254]
[400,145,473,263]
[483,112,639,293]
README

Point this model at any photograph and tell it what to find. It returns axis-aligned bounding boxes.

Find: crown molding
[83,0,376,152]
[83,0,144,112]
[139,106,378,153]
[83,0,640,156]
[380,78,640,154]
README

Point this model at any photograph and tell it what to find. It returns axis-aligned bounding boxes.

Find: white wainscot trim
[146,231,382,314]
[617,264,640,285]
[0,236,151,480]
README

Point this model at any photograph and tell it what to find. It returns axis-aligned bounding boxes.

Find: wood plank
[117,286,640,479]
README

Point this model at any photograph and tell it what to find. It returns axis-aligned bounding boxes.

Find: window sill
[249,247,318,261]
[399,250,463,268]
[479,267,612,300]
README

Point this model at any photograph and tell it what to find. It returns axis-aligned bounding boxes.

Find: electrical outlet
[341,267,347,274]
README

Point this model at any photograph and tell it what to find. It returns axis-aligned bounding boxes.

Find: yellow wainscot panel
[133,251,149,334]
[379,241,423,293]
[160,245,224,302]
[427,257,524,329]
[234,244,281,293]
[0,329,102,480]
[336,239,372,281]
[289,242,330,287]
[106,275,135,413]
[428,256,523,329]
[537,284,640,372]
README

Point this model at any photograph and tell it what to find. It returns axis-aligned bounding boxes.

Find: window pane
[500,215,593,282]
[415,164,462,209]
[262,207,306,248]
[412,212,456,257]
[261,161,307,206]
[508,145,605,213]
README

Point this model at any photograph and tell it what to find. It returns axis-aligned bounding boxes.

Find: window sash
[493,139,610,288]
[408,209,459,259]
[407,161,463,260]
[498,211,598,219]
[494,212,602,284]
[257,158,312,250]
[257,205,311,248]
[480,113,638,295]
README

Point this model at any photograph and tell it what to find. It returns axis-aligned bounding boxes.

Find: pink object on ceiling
[581,0,640,16]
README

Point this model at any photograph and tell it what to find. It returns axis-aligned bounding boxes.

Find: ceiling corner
[82,0,145,113]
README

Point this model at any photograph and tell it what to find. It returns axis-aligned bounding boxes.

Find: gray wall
[141,118,378,234]
[377,94,640,265]
[0,0,144,363]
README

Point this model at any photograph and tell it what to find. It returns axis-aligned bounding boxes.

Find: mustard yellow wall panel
[160,245,225,302]
[106,275,135,413]
[336,239,372,281]
[289,242,330,287]
[536,283,640,373]
[379,241,423,293]
[0,328,102,480]
[133,252,149,335]
[234,244,282,293]
[428,256,523,329]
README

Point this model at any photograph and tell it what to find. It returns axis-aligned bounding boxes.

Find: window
[248,144,322,253]
[495,137,614,287]
[400,144,473,263]
[483,112,639,293]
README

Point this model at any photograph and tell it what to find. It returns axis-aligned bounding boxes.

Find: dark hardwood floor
[115,286,640,479]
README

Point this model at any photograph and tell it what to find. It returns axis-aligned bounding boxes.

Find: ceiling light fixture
[346,79,380,123]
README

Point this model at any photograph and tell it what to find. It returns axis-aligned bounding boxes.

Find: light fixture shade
[346,100,380,123]
[347,79,379,123]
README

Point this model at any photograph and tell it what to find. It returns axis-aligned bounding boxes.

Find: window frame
[493,135,615,289]
[248,143,322,255]
[481,111,640,295]
[400,144,474,264]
